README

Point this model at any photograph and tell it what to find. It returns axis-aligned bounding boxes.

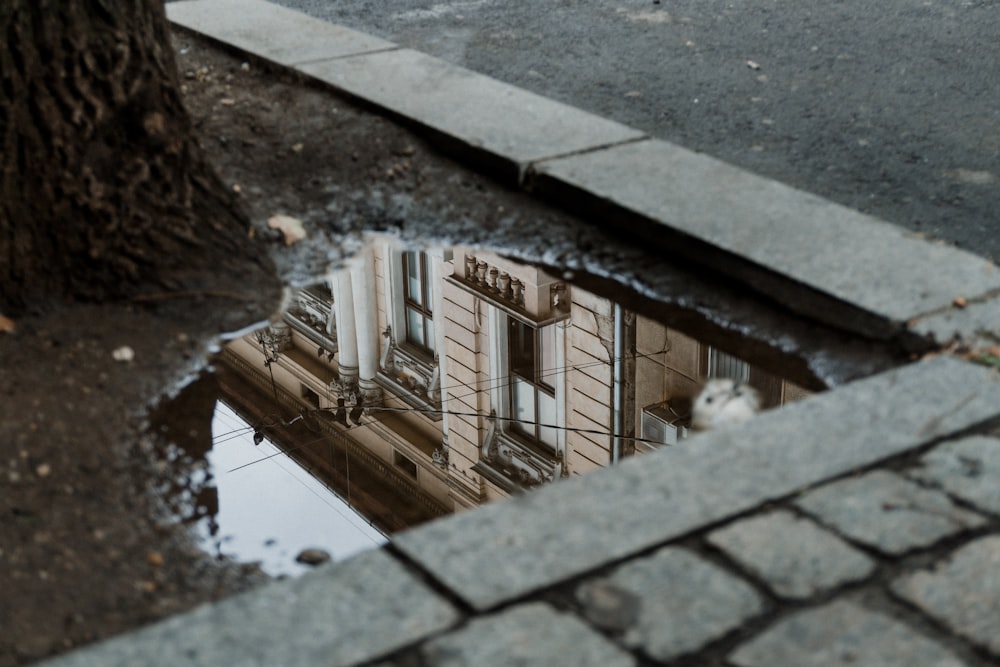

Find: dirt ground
[0,29,916,665]
[0,28,604,665]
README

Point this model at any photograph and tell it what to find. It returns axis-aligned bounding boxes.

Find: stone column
[350,247,381,401]
[331,270,358,387]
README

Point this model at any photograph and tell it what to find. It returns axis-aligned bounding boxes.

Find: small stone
[111,345,135,362]
[295,548,331,566]
[290,142,304,153]
[146,551,165,568]
[267,214,307,245]
[577,580,641,633]
[35,463,51,478]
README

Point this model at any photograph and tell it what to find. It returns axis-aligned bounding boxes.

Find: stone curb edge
[165,0,1000,347]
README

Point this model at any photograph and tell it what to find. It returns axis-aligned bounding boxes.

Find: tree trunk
[0,0,273,313]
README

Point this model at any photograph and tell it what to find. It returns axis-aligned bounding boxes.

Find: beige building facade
[222,239,810,522]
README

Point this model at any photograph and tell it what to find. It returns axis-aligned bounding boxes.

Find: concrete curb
[167,0,1000,346]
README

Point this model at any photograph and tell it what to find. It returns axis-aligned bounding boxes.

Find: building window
[402,251,435,355]
[508,319,558,449]
[300,384,321,409]
[705,347,750,383]
[393,450,418,479]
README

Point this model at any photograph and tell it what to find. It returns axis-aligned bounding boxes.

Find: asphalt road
[266,0,999,262]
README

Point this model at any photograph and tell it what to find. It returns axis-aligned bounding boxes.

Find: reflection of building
[223,240,810,522]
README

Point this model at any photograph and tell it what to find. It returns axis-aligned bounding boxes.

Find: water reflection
[198,401,386,577]
[197,241,811,569]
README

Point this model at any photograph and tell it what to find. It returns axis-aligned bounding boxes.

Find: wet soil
[0,30,575,665]
[0,30,911,665]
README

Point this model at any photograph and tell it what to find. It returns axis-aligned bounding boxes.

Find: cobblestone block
[907,435,1000,515]
[707,510,876,599]
[891,536,1000,658]
[419,603,635,667]
[729,598,969,666]
[395,358,1000,610]
[167,0,395,66]
[795,470,985,555]
[42,550,460,667]
[580,547,763,661]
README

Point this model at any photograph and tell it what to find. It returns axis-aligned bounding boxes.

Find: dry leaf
[0,314,14,333]
[268,214,307,245]
[953,296,968,308]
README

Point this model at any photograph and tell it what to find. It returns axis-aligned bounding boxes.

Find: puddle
[196,401,386,577]
[153,238,901,575]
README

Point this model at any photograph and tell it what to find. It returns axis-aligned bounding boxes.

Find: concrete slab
[891,536,1000,658]
[297,49,645,183]
[167,0,396,66]
[907,436,1000,515]
[393,357,1000,610]
[729,599,969,667]
[417,603,636,667]
[707,510,876,599]
[42,550,459,667]
[795,470,985,555]
[582,547,763,661]
[532,140,1000,338]
[909,293,1000,347]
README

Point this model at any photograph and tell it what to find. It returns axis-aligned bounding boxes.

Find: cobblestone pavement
[43,3,1000,666]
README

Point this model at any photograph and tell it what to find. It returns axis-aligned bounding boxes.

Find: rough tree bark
[0,0,273,314]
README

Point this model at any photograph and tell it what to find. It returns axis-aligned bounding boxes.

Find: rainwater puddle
[154,238,903,576]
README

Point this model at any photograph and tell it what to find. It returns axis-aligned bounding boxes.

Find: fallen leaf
[0,314,14,333]
[268,214,307,245]
[291,143,304,153]
[953,296,968,308]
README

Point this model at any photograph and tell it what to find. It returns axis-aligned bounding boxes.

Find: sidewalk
[45,2,1000,665]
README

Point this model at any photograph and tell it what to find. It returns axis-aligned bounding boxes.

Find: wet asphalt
[268,0,1000,262]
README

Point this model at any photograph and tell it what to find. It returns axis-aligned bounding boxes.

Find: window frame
[506,318,558,449]
[401,250,436,356]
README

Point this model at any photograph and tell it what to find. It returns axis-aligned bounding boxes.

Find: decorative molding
[447,253,570,327]
[377,325,443,417]
[283,285,337,351]
[479,411,560,490]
